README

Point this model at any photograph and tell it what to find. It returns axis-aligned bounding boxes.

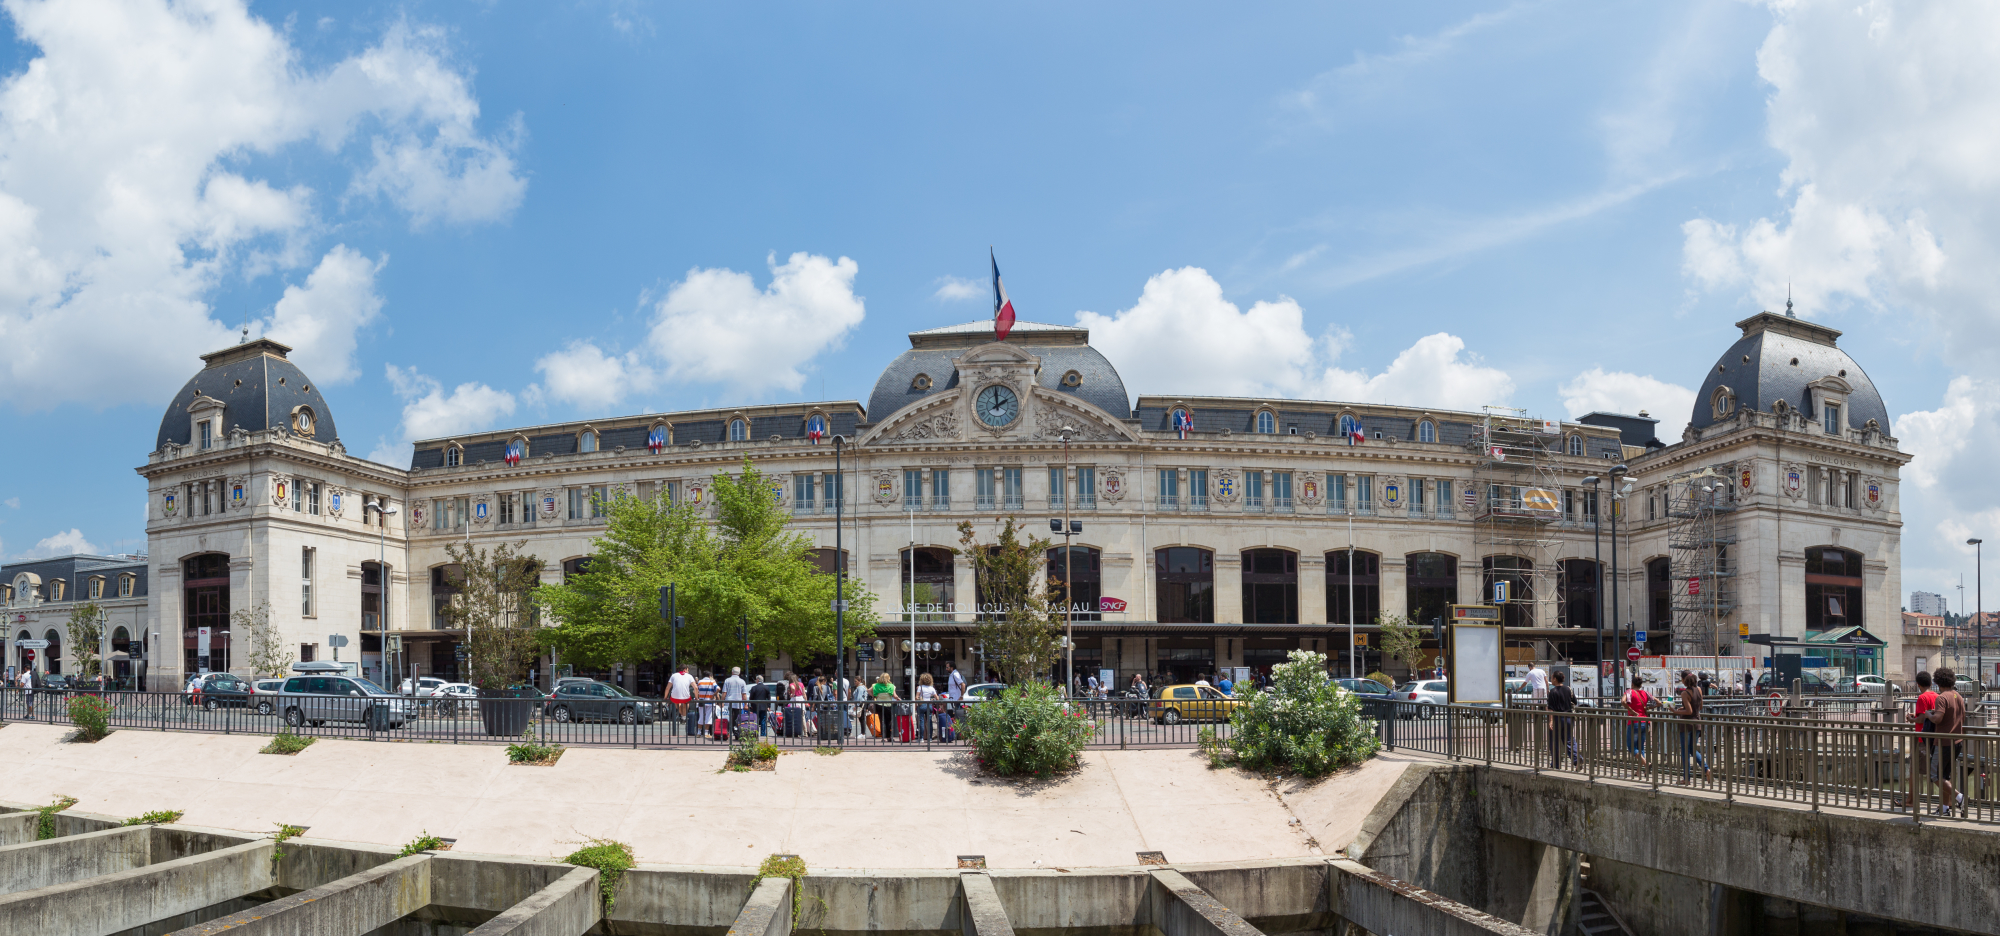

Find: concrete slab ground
[0,725,1416,870]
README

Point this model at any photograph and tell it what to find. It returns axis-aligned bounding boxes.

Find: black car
[192,674,255,709]
[1754,671,1837,694]
[543,680,657,724]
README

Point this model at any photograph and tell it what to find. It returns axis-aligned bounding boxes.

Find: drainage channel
[0,805,1532,936]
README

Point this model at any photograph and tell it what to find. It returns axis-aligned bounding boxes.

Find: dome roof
[1690,311,1889,435]
[154,339,340,451]
[866,321,1132,423]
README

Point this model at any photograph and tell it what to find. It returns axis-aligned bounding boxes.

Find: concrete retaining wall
[0,837,274,935]
[0,825,150,896]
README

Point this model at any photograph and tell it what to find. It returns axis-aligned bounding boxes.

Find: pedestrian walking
[723,667,748,738]
[946,662,965,701]
[1904,670,1937,809]
[696,671,719,739]
[1673,670,1710,784]
[748,674,773,736]
[1922,667,1968,816]
[1546,670,1579,769]
[667,666,695,735]
[1525,664,1549,703]
[870,673,897,738]
[23,668,39,718]
[1623,676,1653,769]
[849,673,869,735]
[916,673,939,740]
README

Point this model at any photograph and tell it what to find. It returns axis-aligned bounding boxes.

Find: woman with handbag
[915,672,939,741]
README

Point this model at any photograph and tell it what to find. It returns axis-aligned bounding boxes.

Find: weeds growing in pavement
[34,795,78,840]
[261,731,315,755]
[813,746,842,756]
[1198,727,1232,769]
[120,809,185,826]
[565,838,635,916]
[752,853,824,928]
[270,823,307,874]
[398,832,450,857]
[508,723,562,765]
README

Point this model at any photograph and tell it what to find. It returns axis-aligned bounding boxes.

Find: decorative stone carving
[327,486,348,517]
[538,488,562,521]
[889,412,961,443]
[472,494,493,525]
[1782,463,1805,499]
[271,475,294,509]
[227,476,249,510]
[874,470,899,504]
[1298,473,1323,507]
[1100,467,1127,503]
[1737,463,1754,494]
[1031,406,1117,443]
[1213,468,1240,504]
[1863,477,1884,510]
[409,499,427,527]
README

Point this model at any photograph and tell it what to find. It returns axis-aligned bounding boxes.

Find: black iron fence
[0,688,1238,752]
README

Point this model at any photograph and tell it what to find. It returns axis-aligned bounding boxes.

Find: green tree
[235,601,292,680]
[1375,612,1425,675]
[1228,649,1380,776]
[67,604,105,682]
[441,540,545,689]
[535,459,874,673]
[957,518,1062,685]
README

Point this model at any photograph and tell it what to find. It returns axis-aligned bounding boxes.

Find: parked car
[1396,680,1451,719]
[1854,674,1891,694]
[191,673,254,710]
[398,676,449,697]
[1334,677,1393,699]
[1755,671,1837,694]
[961,682,1009,701]
[1148,683,1242,725]
[279,674,409,728]
[543,680,657,724]
[430,682,480,716]
[252,679,286,715]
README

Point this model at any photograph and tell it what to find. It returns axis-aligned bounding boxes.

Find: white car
[430,682,480,715]
[1854,674,1891,694]
[1395,680,1451,719]
[398,676,448,697]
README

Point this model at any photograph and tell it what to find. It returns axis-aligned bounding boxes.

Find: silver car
[279,673,409,728]
[1394,680,1451,719]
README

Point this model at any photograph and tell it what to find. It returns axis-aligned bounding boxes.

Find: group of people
[658,662,971,743]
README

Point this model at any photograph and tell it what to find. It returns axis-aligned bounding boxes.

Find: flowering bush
[960,682,1095,776]
[1228,650,1379,776]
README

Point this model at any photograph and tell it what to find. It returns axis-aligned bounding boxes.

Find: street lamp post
[1608,464,1629,697]
[1062,427,1076,694]
[1583,476,1601,696]
[1971,538,1985,696]
[834,435,846,722]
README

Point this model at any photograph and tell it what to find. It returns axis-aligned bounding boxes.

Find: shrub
[1198,727,1231,768]
[121,809,185,826]
[960,682,1095,777]
[1366,671,1396,690]
[1228,650,1380,777]
[262,732,315,755]
[68,695,112,742]
[35,795,77,840]
[566,838,635,916]
[507,740,562,765]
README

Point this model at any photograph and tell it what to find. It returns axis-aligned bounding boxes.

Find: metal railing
[1364,699,1996,824]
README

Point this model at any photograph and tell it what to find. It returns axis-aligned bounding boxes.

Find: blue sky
[1,0,1994,609]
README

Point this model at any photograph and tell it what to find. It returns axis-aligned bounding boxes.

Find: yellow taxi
[1148,684,1245,725]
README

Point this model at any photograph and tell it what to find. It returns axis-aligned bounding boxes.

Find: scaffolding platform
[1468,406,1567,629]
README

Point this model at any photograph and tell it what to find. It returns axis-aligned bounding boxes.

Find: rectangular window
[823,472,842,510]
[1048,467,1065,506]
[89,578,102,599]
[568,488,585,520]
[976,468,998,508]
[1583,489,1597,519]
[1824,403,1841,435]
[202,482,213,516]
[199,421,212,450]
[904,469,923,509]
[932,470,951,509]
[119,576,133,598]
[796,474,816,510]
[307,482,321,516]
[1190,469,1209,509]
[1329,473,1347,512]
[1246,471,1265,508]
[657,481,675,506]
[301,547,315,618]
[1077,467,1096,507]
[591,485,609,518]
[1412,478,1428,514]
[291,481,302,512]
[1273,471,1293,511]
[1357,475,1374,512]
[1438,480,1454,516]
[1158,469,1179,507]
[498,493,514,525]
[1003,467,1022,507]
[1563,489,1575,519]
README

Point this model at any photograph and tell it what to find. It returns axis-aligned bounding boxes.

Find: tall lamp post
[833,435,846,723]
[1582,476,1602,695]
[1057,427,1078,695]
[1971,537,1984,695]
[1607,464,1629,697]
[367,498,399,687]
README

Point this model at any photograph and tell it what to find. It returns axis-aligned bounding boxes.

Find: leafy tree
[535,459,874,673]
[441,540,545,689]
[235,602,292,680]
[67,604,105,682]
[1376,612,1426,675]
[957,518,1062,685]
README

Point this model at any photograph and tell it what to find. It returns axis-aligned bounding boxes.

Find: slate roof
[1691,311,1890,434]
[155,339,339,451]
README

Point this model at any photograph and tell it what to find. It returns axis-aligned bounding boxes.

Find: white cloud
[932,276,983,302]
[2,497,16,509]
[260,246,385,385]
[1558,367,1698,432]
[0,0,524,412]
[18,528,95,559]
[367,363,516,464]
[644,252,866,395]
[533,341,656,411]
[1078,266,1513,411]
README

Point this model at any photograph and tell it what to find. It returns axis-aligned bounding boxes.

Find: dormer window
[118,574,134,598]
[199,421,212,450]
[88,577,104,600]
[1256,411,1276,434]
[444,446,462,468]
[730,419,748,441]
[50,579,64,602]
[1823,403,1841,435]
[579,429,599,453]
[1417,420,1437,444]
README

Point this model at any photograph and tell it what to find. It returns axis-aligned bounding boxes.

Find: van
[279,673,409,729]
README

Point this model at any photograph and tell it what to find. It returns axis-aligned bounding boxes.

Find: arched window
[1558,558,1600,629]
[444,445,462,467]
[1567,434,1584,457]
[1482,556,1534,628]
[183,553,230,675]
[13,630,29,674]
[578,429,599,453]
[1242,549,1298,624]
[1417,420,1437,444]
[1326,550,1379,625]
[43,629,61,675]
[1255,410,1276,434]
[729,419,749,442]
[1806,547,1864,632]
[1339,414,1361,439]
[1156,547,1214,624]
[561,557,592,582]
[902,547,956,623]
[111,626,132,688]
[1047,546,1103,621]
[1405,552,1458,628]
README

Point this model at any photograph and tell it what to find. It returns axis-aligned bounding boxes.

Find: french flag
[647,426,667,454]
[1348,421,1365,446]
[1174,409,1193,440]
[806,414,826,445]
[991,249,1016,341]
[504,440,523,466]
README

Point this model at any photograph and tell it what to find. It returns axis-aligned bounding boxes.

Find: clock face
[976,385,1020,427]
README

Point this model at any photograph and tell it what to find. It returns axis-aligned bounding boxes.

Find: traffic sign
[1633,630,1647,643]
[13,639,47,650]
[856,647,875,661]
[328,634,350,648]
[1627,647,1642,663]
[830,600,850,612]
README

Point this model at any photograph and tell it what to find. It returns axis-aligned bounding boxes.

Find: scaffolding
[1468,406,1566,629]
[1665,466,1738,655]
